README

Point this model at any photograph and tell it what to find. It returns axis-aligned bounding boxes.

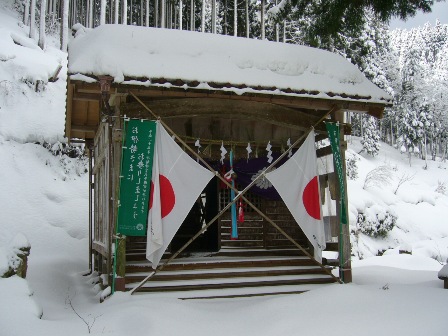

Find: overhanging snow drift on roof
[68,25,392,105]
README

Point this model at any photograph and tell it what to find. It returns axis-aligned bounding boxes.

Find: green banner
[325,122,348,225]
[116,119,157,236]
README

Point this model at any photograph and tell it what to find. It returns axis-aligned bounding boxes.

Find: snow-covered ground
[0,4,447,336]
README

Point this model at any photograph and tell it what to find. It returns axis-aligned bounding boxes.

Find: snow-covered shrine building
[65,24,392,298]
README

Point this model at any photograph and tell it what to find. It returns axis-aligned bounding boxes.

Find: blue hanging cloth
[230,150,238,240]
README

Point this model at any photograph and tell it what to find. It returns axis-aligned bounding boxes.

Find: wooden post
[334,109,352,283]
[88,141,94,274]
[111,94,125,292]
[114,235,126,291]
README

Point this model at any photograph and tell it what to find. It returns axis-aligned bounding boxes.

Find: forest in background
[12,0,448,166]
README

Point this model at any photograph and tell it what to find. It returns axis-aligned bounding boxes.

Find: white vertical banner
[265,130,325,261]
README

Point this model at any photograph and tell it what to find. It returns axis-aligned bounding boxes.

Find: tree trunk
[100,0,107,25]
[71,0,77,27]
[261,0,265,40]
[223,0,227,35]
[24,0,30,25]
[115,0,119,23]
[245,0,249,37]
[274,0,278,41]
[60,0,69,52]
[233,0,237,36]
[161,0,166,27]
[89,0,94,27]
[283,20,286,42]
[140,0,144,25]
[423,134,428,168]
[211,0,216,33]
[145,0,149,26]
[190,0,195,31]
[29,0,36,39]
[154,0,159,26]
[201,0,205,32]
[38,0,47,49]
[122,0,128,24]
[360,114,363,138]
[179,0,183,30]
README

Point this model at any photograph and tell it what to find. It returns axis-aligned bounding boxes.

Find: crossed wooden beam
[128,92,343,294]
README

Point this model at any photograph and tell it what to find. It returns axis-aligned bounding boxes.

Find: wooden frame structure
[66,26,392,296]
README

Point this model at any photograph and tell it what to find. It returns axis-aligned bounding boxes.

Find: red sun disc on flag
[149,175,176,218]
[302,176,321,220]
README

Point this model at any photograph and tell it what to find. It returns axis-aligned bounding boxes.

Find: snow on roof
[68,24,392,105]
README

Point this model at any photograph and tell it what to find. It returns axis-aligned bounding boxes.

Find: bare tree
[394,173,416,195]
[38,0,47,49]
[363,165,392,190]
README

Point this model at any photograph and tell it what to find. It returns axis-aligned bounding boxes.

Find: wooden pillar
[334,109,352,283]
[112,94,126,291]
[114,236,126,291]
[87,141,94,274]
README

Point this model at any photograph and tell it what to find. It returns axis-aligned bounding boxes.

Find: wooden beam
[92,241,108,258]
[69,79,390,116]
[71,124,97,134]
[73,92,101,101]
[122,98,325,130]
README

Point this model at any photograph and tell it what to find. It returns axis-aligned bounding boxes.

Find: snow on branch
[363,165,392,190]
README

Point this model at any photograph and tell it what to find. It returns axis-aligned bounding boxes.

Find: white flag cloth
[265,130,326,262]
[146,122,214,268]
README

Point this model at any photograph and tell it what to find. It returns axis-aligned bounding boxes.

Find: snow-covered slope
[0,5,67,143]
[346,138,448,261]
[0,4,447,336]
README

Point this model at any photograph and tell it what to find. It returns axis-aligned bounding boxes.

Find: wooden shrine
[65,25,392,297]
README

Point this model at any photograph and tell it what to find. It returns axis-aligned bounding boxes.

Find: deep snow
[0,4,447,336]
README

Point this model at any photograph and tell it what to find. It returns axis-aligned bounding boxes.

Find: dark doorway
[170,177,219,253]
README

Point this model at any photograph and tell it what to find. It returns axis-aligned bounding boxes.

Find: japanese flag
[146,122,214,268]
[265,130,326,262]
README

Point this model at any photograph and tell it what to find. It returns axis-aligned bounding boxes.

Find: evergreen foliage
[361,116,381,156]
[357,210,397,238]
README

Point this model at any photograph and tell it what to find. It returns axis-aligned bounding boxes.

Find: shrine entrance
[170,177,220,253]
